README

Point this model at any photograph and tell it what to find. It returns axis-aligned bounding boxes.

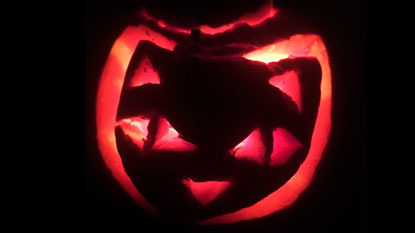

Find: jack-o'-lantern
[95,0,332,224]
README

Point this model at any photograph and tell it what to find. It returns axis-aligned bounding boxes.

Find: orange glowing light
[140,0,277,35]
[96,5,331,225]
[243,34,320,64]
[270,128,303,166]
[129,56,161,87]
[117,116,150,149]
[96,25,177,215]
[152,117,198,152]
[183,179,231,206]
[229,128,266,164]
[269,71,302,111]
[200,34,332,225]
[198,0,277,35]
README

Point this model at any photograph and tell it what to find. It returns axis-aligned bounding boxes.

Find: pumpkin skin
[96,1,332,224]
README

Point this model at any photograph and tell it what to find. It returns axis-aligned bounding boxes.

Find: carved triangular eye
[229,128,266,164]
[152,117,197,152]
[116,116,150,149]
[129,56,161,87]
[270,128,302,166]
[269,71,302,111]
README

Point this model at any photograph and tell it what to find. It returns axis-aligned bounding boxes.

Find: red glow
[129,56,161,87]
[117,116,150,149]
[269,71,301,111]
[140,10,191,34]
[140,0,277,35]
[183,179,231,206]
[198,0,277,35]
[200,34,332,224]
[229,128,266,164]
[96,7,332,224]
[152,117,197,152]
[243,34,319,64]
[96,25,177,215]
[270,128,302,166]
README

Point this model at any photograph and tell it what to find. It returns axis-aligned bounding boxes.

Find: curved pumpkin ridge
[140,0,277,35]
[199,35,332,225]
[96,25,177,215]
[96,9,332,225]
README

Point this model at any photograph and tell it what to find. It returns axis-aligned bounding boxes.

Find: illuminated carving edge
[95,14,332,225]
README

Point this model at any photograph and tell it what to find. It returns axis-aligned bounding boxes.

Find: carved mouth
[182,178,232,206]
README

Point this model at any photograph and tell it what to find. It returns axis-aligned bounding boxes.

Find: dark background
[85,0,366,232]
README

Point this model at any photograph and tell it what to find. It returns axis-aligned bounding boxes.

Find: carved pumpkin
[95,0,332,224]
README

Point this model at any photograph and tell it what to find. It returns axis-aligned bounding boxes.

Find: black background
[85,0,366,232]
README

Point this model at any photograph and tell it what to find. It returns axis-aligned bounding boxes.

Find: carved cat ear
[129,56,161,88]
